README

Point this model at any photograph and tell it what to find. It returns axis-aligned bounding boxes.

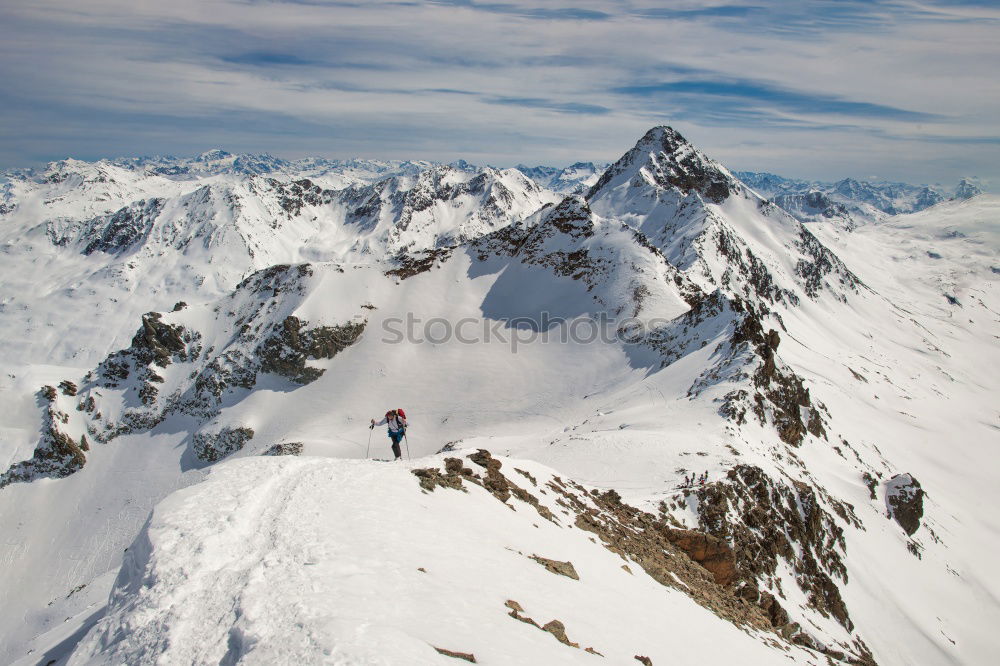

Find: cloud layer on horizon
[1,0,998,186]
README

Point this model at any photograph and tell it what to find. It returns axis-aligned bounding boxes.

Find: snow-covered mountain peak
[580,127,857,309]
[39,158,124,186]
[587,125,736,207]
[1,134,998,666]
[516,162,608,195]
[195,149,231,162]
[954,177,983,199]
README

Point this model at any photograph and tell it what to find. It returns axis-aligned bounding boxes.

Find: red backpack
[396,408,407,422]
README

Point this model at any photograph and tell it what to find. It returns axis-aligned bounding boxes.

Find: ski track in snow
[68,456,811,665]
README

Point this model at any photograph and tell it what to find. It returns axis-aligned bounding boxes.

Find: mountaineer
[371,408,408,460]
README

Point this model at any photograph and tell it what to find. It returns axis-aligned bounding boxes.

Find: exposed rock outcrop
[1,401,86,489]
[71,198,166,255]
[262,442,304,456]
[258,315,366,384]
[192,426,255,463]
[662,529,736,586]
[414,452,775,637]
[587,126,733,204]
[885,473,924,536]
[727,311,827,447]
[433,647,477,662]
[529,556,579,581]
[95,312,197,387]
[385,246,456,279]
[689,466,854,631]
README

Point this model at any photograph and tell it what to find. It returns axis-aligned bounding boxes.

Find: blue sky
[1,0,998,186]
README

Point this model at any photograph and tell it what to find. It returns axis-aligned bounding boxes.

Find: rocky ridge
[412,449,874,663]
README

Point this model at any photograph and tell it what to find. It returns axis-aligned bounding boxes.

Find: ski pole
[403,430,411,460]
[366,426,373,459]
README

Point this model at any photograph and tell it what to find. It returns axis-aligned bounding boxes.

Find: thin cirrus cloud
[426,0,614,21]
[486,96,612,116]
[613,79,943,123]
[0,0,996,185]
[220,52,326,67]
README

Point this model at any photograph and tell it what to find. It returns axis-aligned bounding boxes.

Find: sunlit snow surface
[65,455,811,665]
[0,146,997,665]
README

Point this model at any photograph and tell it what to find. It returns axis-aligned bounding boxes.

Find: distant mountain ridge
[7,149,981,230]
[735,170,981,228]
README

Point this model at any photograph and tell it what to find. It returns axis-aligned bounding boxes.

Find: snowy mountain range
[735,171,982,228]
[0,128,997,665]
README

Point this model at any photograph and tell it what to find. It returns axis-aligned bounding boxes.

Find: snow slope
[0,159,556,369]
[63,454,818,665]
[1,130,998,665]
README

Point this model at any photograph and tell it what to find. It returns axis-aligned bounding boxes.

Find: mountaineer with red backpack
[370,408,408,460]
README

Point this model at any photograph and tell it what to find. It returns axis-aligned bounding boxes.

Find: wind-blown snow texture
[0,128,997,665]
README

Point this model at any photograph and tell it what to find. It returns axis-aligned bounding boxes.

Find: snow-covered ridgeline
[66,453,820,665]
[735,170,983,227]
[0,128,997,665]
[0,158,558,369]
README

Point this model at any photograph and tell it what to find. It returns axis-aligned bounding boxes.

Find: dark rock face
[258,315,366,384]
[236,263,314,296]
[262,442,304,456]
[728,312,827,447]
[662,529,737,586]
[715,225,795,305]
[412,458,474,492]
[1,403,86,489]
[795,227,863,300]
[885,473,924,536]
[571,488,774,633]
[509,196,607,285]
[131,312,188,368]
[588,126,733,204]
[266,178,334,217]
[644,293,826,451]
[862,473,879,500]
[691,466,859,635]
[82,198,166,255]
[385,246,456,279]
[541,196,595,240]
[84,312,201,440]
[417,451,775,634]
[192,426,255,462]
[467,449,512,502]
[541,619,578,648]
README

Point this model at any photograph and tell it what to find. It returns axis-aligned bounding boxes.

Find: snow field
[70,455,811,665]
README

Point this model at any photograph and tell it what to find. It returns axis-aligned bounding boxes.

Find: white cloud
[1,0,997,185]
